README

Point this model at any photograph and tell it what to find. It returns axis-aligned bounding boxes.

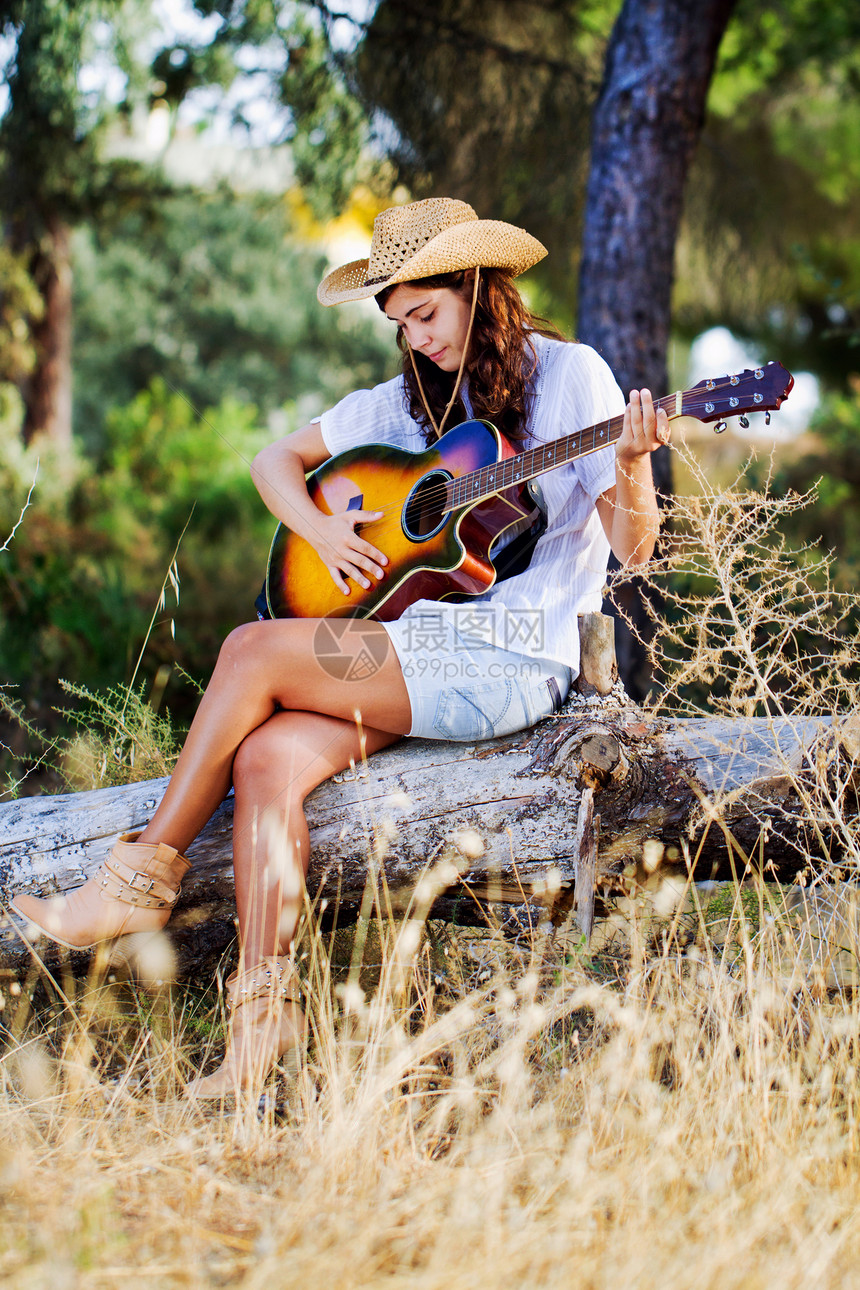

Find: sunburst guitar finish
[265,419,539,620]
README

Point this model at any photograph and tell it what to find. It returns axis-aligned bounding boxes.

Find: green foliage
[277,9,376,218]
[0,1,163,231]
[96,378,269,544]
[0,0,106,225]
[675,0,860,356]
[0,427,123,698]
[149,37,236,110]
[58,680,184,790]
[71,187,394,451]
[0,381,271,790]
[712,0,860,108]
[0,0,380,443]
[0,674,185,795]
[0,243,41,423]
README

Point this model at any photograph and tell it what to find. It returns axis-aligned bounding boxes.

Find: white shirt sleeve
[317,376,424,458]
[563,345,626,502]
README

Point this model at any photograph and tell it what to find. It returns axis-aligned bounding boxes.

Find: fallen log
[1,616,855,976]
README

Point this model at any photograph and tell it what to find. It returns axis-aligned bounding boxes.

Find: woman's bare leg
[230,709,399,964]
[137,618,410,853]
[184,708,399,1098]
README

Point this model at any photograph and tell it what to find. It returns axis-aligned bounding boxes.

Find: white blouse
[317,334,624,674]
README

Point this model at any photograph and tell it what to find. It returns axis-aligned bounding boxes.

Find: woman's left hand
[615,388,671,463]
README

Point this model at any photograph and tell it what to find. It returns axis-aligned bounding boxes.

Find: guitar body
[265,419,545,620]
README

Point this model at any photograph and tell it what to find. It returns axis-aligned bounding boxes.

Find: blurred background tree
[72,188,391,454]
[0,0,157,445]
[0,0,378,447]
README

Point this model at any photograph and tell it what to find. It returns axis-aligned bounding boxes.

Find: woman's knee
[233,720,318,803]
[234,722,284,787]
[216,620,268,672]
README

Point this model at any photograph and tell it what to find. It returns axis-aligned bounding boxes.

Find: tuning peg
[764,411,771,426]
[714,421,727,434]
[739,415,750,429]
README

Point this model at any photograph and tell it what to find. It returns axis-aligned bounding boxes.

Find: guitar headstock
[682,361,795,432]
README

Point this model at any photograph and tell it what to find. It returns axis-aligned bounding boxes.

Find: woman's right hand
[253,424,390,597]
[311,509,389,596]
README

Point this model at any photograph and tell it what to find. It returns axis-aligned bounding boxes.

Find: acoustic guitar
[263,362,794,621]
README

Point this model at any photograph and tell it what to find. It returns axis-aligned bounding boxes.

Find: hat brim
[317,219,547,306]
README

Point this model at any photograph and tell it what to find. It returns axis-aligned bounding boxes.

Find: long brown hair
[376,268,568,445]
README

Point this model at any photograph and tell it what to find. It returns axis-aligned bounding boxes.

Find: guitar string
[366,374,773,524]
[358,394,764,530]
[350,375,779,530]
[357,412,626,525]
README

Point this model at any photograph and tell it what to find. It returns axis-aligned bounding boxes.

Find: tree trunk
[21,216,73,447]
[578,0,737,430]
[2,694,853,977]
[577,0,738,696]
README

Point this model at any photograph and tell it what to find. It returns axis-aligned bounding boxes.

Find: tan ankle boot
[10,832,190,952]
[185,956,305,1101]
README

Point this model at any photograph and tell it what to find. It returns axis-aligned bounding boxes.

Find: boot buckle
[128,872,156,894]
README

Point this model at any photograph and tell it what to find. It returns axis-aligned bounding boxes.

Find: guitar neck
[444,361,796,510]
[447,394,677,511]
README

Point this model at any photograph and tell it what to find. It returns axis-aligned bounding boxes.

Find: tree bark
[576,0,738,696]
[577,0,737,432]
[1,697,852,977]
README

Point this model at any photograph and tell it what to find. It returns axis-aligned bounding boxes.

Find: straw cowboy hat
[317,197,547,306]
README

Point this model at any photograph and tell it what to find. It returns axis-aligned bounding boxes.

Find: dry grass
[4,447,860,1286]
[3,890,860,1289]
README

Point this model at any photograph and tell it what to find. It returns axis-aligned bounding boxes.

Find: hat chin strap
[408,267,480,440]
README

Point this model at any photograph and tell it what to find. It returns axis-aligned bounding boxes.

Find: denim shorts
[383,608,572,742]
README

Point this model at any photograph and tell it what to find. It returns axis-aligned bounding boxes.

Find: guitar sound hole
[402,470,452,542]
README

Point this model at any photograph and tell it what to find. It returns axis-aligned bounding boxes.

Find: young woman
[10,198,669,1097]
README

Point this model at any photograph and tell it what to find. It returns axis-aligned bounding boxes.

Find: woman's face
[383,282,473,372]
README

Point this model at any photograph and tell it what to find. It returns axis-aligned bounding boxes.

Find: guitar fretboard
[444,399,670,513]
